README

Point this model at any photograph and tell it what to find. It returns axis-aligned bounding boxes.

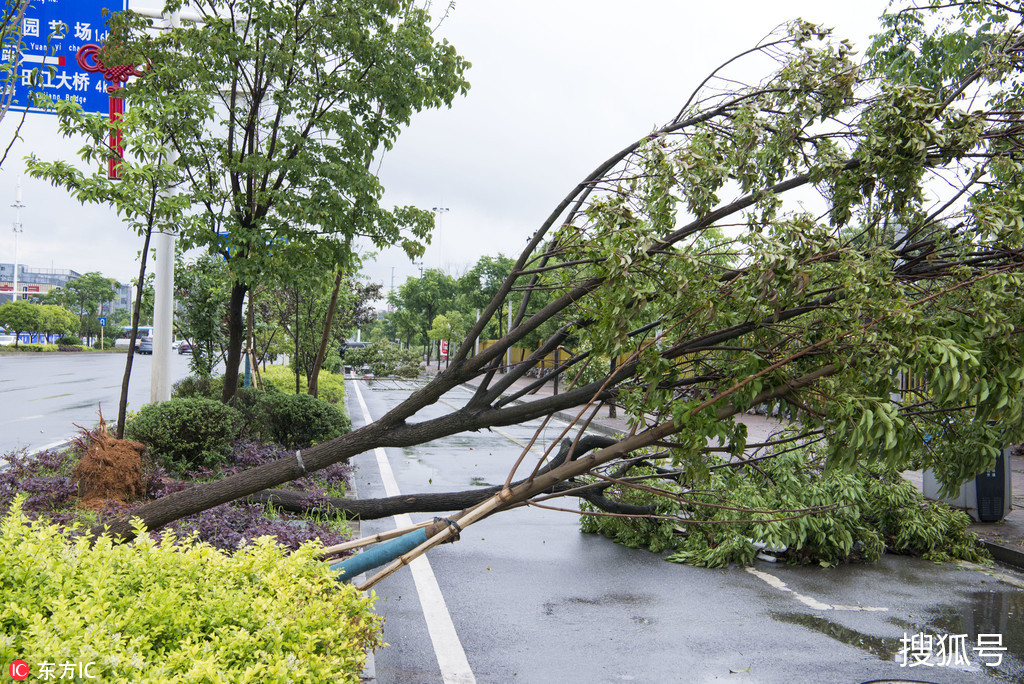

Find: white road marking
[1,414,44,425]
[745,567,887,611]
[31,439,70,455]
[351,380,476,684]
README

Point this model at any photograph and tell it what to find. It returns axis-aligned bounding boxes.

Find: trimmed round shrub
[253,393,350,449]
[92,337,117,350]
[55,335,83,346]
[125,397,244,472]
[171,375,220,399]
[0,503,382,682]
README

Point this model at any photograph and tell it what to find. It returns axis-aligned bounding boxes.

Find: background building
[0,263,80,303]
[0,263,131,311]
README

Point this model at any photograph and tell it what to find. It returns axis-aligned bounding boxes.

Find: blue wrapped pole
[332,528,429,583]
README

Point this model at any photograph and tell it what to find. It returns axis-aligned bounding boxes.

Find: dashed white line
[351,380,476,684]
[745,567,887,611]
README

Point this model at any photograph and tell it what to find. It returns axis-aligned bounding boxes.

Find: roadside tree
[175,253,231,378]
[107,0,470,402]
[390,269,458,364]
[0,300,39,346]
[38,305,79,340]
[60,273,119,345]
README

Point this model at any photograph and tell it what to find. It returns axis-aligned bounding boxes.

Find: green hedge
[253,392,351,449]
[0,503,382,682]
[0,343,59,353]
[263,365,347,404]
[125,397,244,472]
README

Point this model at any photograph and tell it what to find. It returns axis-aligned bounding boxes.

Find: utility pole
[10,181,24,302]
[148,9,181,404]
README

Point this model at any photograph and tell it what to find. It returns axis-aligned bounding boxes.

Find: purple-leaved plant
[1,439,355,553]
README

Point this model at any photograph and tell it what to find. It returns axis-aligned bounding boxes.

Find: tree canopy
[102,0,471,400]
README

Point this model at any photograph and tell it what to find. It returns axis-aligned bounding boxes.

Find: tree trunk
[222,281,247,403]
[309,270,344,398]
[294,287,301,394]
[116,225,154,439]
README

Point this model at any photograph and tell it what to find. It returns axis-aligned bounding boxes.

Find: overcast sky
[0,0,890,298]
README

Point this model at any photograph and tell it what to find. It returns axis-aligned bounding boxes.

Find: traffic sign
[4,1,128,115]
[98,316,107,327]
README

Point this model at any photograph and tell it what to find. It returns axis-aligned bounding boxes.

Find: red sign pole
[75,44,145,179]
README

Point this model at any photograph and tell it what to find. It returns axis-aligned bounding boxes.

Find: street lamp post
[150,9,181,404]
[432,206,449,269]
[10,181,24,302]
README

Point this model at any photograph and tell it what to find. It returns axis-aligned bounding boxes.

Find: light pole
[149,9,181,404]
[432,206,449,269]
[10,181,24,302]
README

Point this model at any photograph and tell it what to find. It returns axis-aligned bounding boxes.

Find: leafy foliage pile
[345,340,422,377]
[0,503,381,683]
[580,447,990,568]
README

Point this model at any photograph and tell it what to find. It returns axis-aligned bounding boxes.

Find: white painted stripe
[351,380,476,684]
[745,567,887,611]
[31,439,69,455]
[1,414,44,425]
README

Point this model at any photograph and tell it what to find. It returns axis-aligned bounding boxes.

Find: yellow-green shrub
[262,365,347,404]
[0,502,382,682]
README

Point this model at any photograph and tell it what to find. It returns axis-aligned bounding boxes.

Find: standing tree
[60,273,119,345]
[390,269,458,364]
[91,3,1024,573]
[38,304,79,340]
[111,0,470,402]
[0,300,39,346]
[27,95,188,435]
[175,252,231,378]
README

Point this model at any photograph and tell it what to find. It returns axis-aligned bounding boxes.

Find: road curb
[982,540,1024,572]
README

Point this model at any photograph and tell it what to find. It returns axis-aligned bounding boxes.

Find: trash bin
[923,446,1013,522]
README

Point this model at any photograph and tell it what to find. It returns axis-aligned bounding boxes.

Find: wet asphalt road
[0,352,194,454]
[349,378,1024,684]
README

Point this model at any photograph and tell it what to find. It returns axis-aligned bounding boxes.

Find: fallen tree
[95,3,1024,566]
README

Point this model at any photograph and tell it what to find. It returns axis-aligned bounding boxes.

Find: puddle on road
[772,612,899,661]
[772,588,1024,680]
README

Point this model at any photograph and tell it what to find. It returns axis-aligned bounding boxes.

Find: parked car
[178,341,193,355]
[136,336,154,354]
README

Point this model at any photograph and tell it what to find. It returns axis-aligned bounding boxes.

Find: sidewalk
[458,372,1024,570]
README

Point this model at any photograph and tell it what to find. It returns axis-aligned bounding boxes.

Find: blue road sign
[98,316,107,327]
[4,1,128,115]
